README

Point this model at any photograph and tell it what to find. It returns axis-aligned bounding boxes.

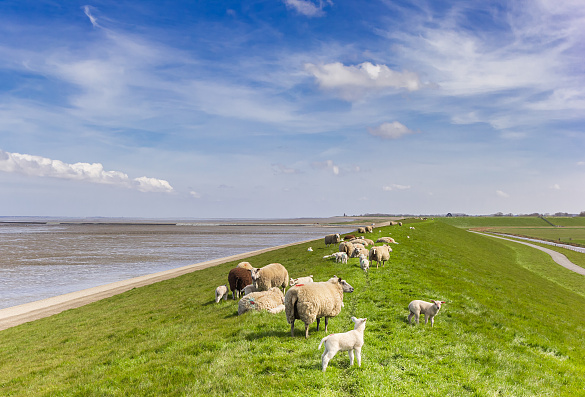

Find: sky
[0,0,584,219]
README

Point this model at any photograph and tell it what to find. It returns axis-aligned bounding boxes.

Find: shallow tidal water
[0,220,353,309]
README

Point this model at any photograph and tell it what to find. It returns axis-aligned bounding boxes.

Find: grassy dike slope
[1,220,584,396]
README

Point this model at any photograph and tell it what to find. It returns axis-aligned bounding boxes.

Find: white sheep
[251,263,289,293]
[339,241,354,256]
[268,304,285,314]
[351,246,369,258]
[238,287,285,315]
[307,247,313,252]
[359,255,369,272]
[237,261,254,270]
[325,233,341,246]
[337,252,348,264]
[290,275,314,286]
[376,237,398,244]
[357,227,366,233]
[285,276,354,338]
[365,226,373,233]
[408,300,446,327]
[319,317,367,372]
[243,284,258,295]
[215,285,228,303]
[323,252,346,262]
[368,245,392,268]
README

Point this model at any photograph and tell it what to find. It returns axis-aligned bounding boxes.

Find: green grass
[1,220,585,396]
[439,216,550,228]
[546,217,585,227]
[484,227,585,247]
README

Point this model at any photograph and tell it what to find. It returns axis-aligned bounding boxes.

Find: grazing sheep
[365,226,373,233]
[408,300,446,327]
[285,276,354,338]
[357,227,366,233]
[215,285,228,303]
[359,255,369,272]
[376,237,398,244]
[399,222,403,226]
[410,226,415,230]
[368,245,392,268]
[344,234,356,241]
[325,233,341,246]
[339,241,354,256]
[228,267,254,299]
[238,287,285,315]
[290,275,314,286]
[251,263,289,293]
[237,261,254,270]
[319,317,367,372]
[243,284,258,295]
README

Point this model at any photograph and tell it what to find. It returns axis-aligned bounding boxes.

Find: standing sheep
[365,226,373,233]
[238,287,285,315]
[325,233,341,246]
[215,285,228,303]
[319,317,367,372]
[368,245,392,268]
[408,300,446,327]
[285,276,354,338]
[228,267,254,299]
[357,227,366,233]
[359,255,369,272]
[251,263,289,293]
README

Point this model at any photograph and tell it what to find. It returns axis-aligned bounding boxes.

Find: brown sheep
[228,267,253,299]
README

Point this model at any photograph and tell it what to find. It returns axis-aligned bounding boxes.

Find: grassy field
[1,220,585,396]
[481,227,585,247]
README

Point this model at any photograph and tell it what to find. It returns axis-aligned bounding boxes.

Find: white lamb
[243,284,258,295]
[290,275,314,287]
[215,285,228,303]
[408,300,446,327]
[318,317,367,372]
[338,252,348,264]
[359,255,369,272]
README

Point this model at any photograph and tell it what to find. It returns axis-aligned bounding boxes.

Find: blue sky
[0,0,583,218]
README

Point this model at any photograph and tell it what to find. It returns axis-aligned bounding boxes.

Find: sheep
[290,275,314,286]
[228,267,254,299]
[268,304,285,314]
[409,226,415,230]
[237,261,254,270]
[319,317,367,372]
[325,233,341,246]
[243,284,258,295]
[376,237,398,244]
[324,252,346,262]
[338,252,348,264]
[368,245,392,268]
[355,238,374,246]
[399,222,403,226]
[238,287,285,315]
[357,227,366,233]
[408,300,446,327]
[359,255,370,272]
[343,234,356,241]
[307,247,313,252]
[339,241,354,256]
[251,263,289,293]
[365,226,373,233]
[215,285,228,303]
[285,276,354,338]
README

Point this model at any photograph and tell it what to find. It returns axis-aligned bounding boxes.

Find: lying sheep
[359,255,369,272]
[368,245,392,268]
[325,233,341,246]
[251,263,289,293]
[285,276,354,338]
[357,227,366,233]
[339,241,354,256]
[376,237,398,244]
[344,234,356,241]
[243,284,258,295]
[408,300,446,327]
[290,275,314,286]
[268,304,285,314]
[319,317,367,372]
[228,267,254,299]
[238,287,285,315]
[237,261,254,270]
[215,285,228,303]
[365,226,373,233]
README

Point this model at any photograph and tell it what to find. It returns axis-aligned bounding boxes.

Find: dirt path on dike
[0,220,395,332]
[471,231,585,276]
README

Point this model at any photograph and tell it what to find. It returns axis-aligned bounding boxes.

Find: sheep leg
[355,347,362,367]
[324,317,329,333]
[430,316,434,327]
[290,321,295,337]
[316,317,321,331]
[348,349,354,366]
[424,314,429,325]
[305,323,310,339]
[322,349,335,372]
[408,312,414,324]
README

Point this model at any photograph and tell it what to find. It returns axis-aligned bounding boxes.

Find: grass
[1,220,585,396]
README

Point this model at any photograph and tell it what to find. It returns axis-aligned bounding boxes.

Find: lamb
[376,237,398,244]
[290,275,314,286]
[238,287,285,315]
[251,263,289,293]
[357,227,366,233]
[243,284,258,295]
[285,276,354,338]
[228,267,254,299]
[365,226,373,233]
[268,304,285,314]
[408,300,446,327]
[307,247,313,252]
[325,233,341,246]
[339,241,354,256]
[368,245,392,268]
[323,252,347,262]
[351,246,368,258]
[236,261,254,270]
[359,255,369,272]
[215,285,228,302]
[319,317,367,372]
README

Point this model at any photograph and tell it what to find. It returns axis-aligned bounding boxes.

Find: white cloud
[383,184,411,191]
[368,121,418,140]
[578,161,585,166]
[0,149,173,193]
[83,6,100,28]
[496,190,510,198]
[190,191,202,198]
[305,62,422,101]
[284,0,331,17]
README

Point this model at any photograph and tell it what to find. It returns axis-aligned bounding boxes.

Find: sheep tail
[318,335,329,350]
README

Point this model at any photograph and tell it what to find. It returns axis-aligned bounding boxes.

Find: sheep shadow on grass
[244,329,291,340]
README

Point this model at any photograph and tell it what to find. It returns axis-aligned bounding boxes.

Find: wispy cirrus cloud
[284,0,332,17]
[0,149,173,193]
[383,184,411,191]
[368,121,418,140]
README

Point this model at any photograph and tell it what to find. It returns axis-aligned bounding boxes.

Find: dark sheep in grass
[228,267,253,299]
[344,234,356,241]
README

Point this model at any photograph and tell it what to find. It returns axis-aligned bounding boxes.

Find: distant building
[446,213,453,217]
